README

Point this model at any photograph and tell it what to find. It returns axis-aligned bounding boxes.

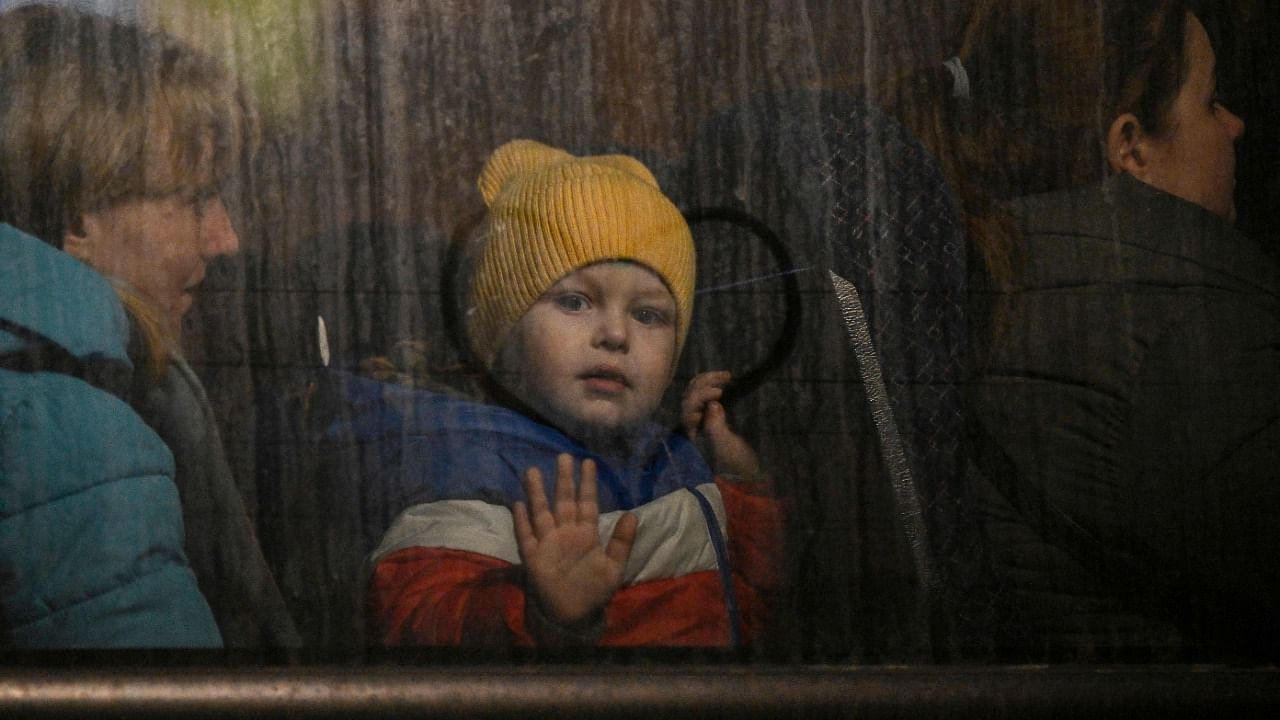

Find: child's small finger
[578,458,599,526]
[523,466,555,536]
[682,410,703,439]
[512,502,536,549]
[705,400,727,429]
[690,385,722,404]
[523,466,545,509]
[680,399,701,425]
[553,453,577,524]
[704,402,735,446]
[703,401,762,479]
[605,512,638,565]
[700,370,732,389]
[696,371,727,389]
[680,385,700,406]
[684,382,704,399]
[684,379,727,415]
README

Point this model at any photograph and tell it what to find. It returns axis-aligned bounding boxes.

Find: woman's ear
[61,215,93,263]
[1106,112,1149,177]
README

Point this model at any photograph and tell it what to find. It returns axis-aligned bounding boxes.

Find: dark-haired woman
[895,0,1277,661]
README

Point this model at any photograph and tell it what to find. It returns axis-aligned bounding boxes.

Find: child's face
[496,261,678,439]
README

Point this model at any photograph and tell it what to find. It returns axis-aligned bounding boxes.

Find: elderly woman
[0,4,296,648]
[899,0,1274,661]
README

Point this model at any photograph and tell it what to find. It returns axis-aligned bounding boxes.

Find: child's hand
[512,453,637,628]
[681,371,765,483]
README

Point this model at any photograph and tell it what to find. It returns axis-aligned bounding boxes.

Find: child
[363,139,780,646]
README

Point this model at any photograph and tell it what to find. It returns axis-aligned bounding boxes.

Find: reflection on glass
[2,0,1277,673]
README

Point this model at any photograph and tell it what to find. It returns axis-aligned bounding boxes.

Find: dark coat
[129,353,302,650]
[969,174,1280,661]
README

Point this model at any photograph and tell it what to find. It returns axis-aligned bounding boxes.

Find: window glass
[2,0,1277,669]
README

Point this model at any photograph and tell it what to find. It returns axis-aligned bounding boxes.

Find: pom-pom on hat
[467,139,695,366]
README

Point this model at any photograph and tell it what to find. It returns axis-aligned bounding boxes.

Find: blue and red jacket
[332,375,781,646]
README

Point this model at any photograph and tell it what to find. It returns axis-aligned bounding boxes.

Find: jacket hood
[0,223,131,365]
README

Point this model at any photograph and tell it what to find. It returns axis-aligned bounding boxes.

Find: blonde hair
[0,4,254,376]
[113,281,176,378]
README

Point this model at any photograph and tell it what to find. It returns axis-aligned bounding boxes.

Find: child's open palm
[512,453,638,628]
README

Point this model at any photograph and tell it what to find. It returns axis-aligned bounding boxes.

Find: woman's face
[1137,13,1246,221]
[67,192,240,338]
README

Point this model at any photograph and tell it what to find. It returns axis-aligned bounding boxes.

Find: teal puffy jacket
[0,223,220,647]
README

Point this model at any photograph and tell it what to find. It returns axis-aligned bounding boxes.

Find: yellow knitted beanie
[467,139,695,366]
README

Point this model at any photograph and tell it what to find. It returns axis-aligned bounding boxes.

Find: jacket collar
[1011,174,1280,296]
[0,223,131,364]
